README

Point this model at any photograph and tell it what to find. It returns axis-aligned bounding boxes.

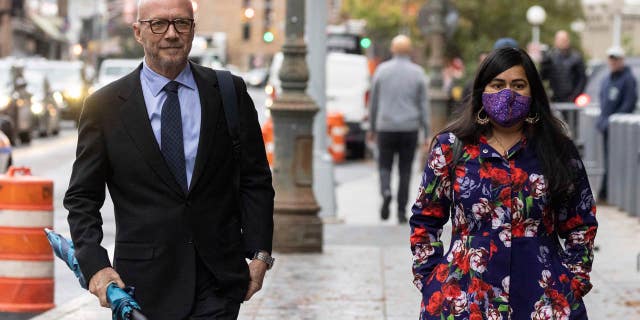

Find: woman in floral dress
[410,47,597,320]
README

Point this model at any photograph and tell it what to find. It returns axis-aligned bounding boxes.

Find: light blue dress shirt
[140,61,201,188]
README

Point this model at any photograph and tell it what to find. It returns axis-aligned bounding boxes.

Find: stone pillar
[271,0,322,253]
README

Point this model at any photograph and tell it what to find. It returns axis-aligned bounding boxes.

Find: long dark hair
[437,47,575,207]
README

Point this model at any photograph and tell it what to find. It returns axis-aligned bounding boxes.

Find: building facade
[194,0,286,70]
[581,0,640,59]
[0,0,68,59]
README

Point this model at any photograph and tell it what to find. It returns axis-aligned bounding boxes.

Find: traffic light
[360,37,372,49]
[263,31,275,43]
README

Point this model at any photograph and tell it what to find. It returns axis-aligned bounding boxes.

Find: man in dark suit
[64,0,274,319]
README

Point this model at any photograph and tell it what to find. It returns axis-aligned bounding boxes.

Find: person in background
[410,47,597,319]
[368,34,429,224]
[540,30,587,103]
[596,46,638,202]
[64,0,274,319]
[493,37,519,50]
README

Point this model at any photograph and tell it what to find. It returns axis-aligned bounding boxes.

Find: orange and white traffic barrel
[0,167,54,314]
[262,117,275,168]
[327,112,347,163]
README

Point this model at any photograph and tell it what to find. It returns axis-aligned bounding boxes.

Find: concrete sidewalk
[30,160,640,319]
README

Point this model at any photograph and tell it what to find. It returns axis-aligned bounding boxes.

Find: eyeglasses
[138,18,194,34]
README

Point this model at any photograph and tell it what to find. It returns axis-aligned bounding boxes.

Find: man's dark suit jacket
[64,62,274,320]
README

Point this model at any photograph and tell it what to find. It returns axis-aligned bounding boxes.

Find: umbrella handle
[130,309,149,320]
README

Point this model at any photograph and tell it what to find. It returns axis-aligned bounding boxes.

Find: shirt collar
[141,60,197,97]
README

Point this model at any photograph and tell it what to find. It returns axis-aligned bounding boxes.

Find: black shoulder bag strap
[215,70,241,163]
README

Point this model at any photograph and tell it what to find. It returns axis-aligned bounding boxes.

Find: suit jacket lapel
[118,66,185,197]
[189,63,222,192]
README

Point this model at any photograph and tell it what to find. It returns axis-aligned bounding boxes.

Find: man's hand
[89,267,125,308]
[244,259,268,301]
[366,131,376,144]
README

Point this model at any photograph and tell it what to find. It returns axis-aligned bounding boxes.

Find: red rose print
[410,227,427,245]
[490,240,498,258]
[442,282,462,299]
[435,264,449,283]
[455,252,471,273]
[426,291,444,315]
[470,309,483,320]
[559,274,569,283]
[479,162,493,179]
[560,215,584,233]
[511,166,528,190]
[422,205,445,218]
[571,278,584,299]
[466,145,480,159]
[491,167,510,185]
[498,187,511,206]
[584,226,597,242]
[512,219,525,238]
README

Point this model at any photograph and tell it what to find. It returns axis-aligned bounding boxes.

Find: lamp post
[418,0,448,135]
[526,5,546,46]
[271,0,322,253]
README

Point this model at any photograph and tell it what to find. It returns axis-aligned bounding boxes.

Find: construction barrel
[262,117,275,168]
[327,112,347,163]
[0,167,54,316]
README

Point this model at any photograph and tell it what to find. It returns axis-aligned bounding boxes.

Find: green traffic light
[263,31,275,43]
[360,37,372,49]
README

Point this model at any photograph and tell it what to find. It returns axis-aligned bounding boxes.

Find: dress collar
[478,134,527,159]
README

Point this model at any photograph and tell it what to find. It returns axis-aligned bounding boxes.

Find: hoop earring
[525,112,539,124]
[476,108,490,125]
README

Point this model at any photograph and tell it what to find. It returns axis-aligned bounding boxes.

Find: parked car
[265,51,371,158]
[96,58,142,90]
[26,60,89,123]
[244,67,269,87]
[23,70,61,137]
[0,61,33,145]
[583,57,640,109]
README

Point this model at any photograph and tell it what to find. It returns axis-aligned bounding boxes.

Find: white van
[265,52,370,158]
[96,58,142,90]
[325,52,370,158]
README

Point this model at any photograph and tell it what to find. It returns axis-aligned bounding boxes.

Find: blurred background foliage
[342,0,584,76]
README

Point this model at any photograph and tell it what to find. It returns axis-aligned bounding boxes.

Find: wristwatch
[252,251,275,270]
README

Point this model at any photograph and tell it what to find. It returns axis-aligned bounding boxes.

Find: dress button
[482,149,488,154]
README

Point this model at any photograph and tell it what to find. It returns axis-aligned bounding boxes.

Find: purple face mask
[481,89,532,127]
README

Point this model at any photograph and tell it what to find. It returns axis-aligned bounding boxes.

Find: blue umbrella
[44,228,149,320]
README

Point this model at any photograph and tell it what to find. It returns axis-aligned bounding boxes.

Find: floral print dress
[410,133,597,320]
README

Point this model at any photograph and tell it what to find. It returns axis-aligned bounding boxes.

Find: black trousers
[599,129,609,200]
[189,255,241,319]
[376,131,418,216]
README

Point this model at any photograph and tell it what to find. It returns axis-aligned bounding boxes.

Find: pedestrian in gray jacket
[367,34,429,223]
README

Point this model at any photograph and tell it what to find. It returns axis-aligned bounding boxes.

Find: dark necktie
[161,81,188,193]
